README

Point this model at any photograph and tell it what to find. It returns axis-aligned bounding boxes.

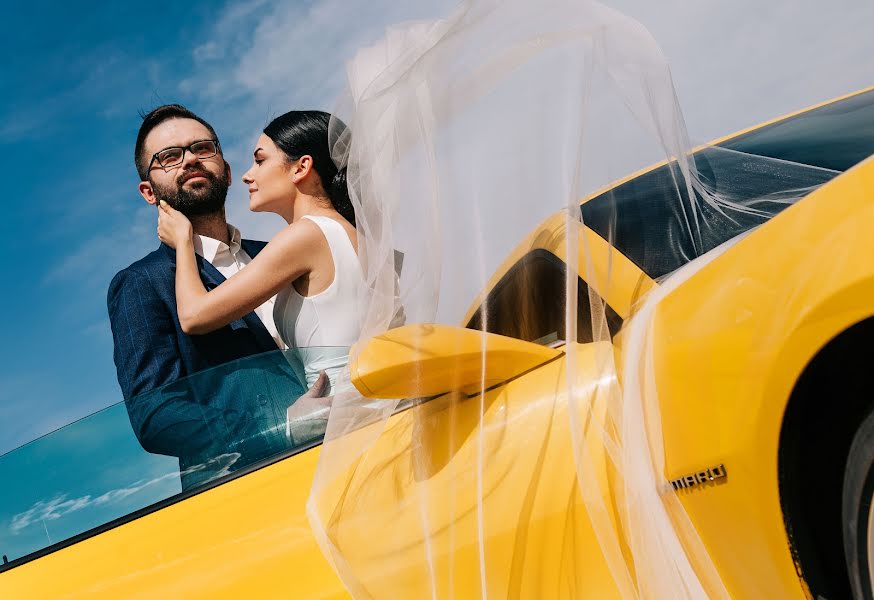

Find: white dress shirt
[192,224,286,349]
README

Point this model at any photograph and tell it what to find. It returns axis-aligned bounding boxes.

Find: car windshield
[0,347,346,569]
[580,89,874,279]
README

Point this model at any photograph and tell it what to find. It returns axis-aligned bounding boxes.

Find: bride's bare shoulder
[265,218,329,254]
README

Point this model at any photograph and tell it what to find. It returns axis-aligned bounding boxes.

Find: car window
[0,347,344,571]
[722,89,874,172]
[465,249,623,344]
[580,90,874,279]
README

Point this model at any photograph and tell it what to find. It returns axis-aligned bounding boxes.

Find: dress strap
[301,215,359,270]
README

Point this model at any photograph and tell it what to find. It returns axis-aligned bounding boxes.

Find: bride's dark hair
[263,110,355,226]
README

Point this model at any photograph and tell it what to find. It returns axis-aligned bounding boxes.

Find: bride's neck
[286,193,335,224]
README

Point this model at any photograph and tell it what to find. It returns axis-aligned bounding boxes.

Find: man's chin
[164,196,226,217]
[153,179,228,217]
[178,204,226,218]
[183,179,210,190]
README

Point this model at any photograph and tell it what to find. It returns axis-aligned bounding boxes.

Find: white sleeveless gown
[273,215,364,394]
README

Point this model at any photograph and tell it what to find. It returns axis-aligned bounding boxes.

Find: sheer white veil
[307,1,835,597]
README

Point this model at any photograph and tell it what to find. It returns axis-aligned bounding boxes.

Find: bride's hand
[157,200,193,249]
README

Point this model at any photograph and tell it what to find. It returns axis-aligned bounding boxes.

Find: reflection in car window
[0,347,344,570]
[722,89,874,172]
[581,90,874,279]
[466,250,623,344]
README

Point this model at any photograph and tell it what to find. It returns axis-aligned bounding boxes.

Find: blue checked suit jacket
[107,241,305,490]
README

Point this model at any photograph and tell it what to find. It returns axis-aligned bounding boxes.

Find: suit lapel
[241,239,268,259]
[197,254,226,290]
[160,242,278,350]
[238,239,279,349]
[240,309,279,350]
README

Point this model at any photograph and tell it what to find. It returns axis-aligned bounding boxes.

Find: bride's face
[242,134,296,213]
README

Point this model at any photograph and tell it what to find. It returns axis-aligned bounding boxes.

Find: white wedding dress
[273,215,364,394]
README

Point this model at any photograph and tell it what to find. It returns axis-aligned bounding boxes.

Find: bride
[157,110,363,405]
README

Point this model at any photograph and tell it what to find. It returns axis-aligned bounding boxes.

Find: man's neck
[190,212,230,245]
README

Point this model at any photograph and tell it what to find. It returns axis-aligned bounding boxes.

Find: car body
[2,87,874,598]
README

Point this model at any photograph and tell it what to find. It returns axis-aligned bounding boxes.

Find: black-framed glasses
[148,139,221,172]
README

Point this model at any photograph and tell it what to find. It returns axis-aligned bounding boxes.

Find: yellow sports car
[1,87,873,599]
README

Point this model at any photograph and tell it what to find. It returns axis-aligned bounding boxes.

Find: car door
[309,250,629,598]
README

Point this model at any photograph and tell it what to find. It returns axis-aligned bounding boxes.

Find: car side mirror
[350,324,561,399]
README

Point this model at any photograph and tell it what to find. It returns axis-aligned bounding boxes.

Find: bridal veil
[304,1,834,597]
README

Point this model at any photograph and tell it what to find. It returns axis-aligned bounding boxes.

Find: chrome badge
[669,464,727,491]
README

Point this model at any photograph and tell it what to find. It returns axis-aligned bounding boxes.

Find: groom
[108,104,314,490]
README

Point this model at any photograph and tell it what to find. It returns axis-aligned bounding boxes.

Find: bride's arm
[157,201,320,335]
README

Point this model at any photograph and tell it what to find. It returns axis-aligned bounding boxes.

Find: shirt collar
[192,224,243,263]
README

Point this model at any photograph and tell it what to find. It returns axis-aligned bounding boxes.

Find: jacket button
[257,393,267,406]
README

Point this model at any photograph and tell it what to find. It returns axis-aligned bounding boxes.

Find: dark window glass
[466,249,623,344]
[580,90,874,279]
[722,89,874,172]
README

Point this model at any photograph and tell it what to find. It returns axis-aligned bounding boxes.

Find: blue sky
[1,0,873,453]
[0,3,208,452]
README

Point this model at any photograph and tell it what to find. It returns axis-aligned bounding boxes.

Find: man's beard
[151,166,229,217]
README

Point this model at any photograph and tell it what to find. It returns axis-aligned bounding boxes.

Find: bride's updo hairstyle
[263,110,355,226]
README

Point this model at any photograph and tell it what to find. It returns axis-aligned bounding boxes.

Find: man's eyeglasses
[148,139,221,172]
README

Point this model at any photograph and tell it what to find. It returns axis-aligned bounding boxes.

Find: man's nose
[181,148,201,169]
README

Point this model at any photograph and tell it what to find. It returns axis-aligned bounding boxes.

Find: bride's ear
[292,155,313,183]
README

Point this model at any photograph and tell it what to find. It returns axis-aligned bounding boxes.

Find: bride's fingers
[156,210,170,241]
[157,204,176,230]
[158,200,178,217]
[158,201,192,231]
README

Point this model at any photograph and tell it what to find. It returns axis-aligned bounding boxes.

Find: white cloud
[190,0,458,108]
[170,0,459,241]
[193,41,223,63]
[8,454,240,534]
[42,204,156,287]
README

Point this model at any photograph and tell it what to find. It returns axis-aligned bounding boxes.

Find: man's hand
[390,303,407,329]
[286,371,331,442]
[300,370,329,400]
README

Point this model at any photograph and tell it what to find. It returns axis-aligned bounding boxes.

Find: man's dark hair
[134,104,219,181]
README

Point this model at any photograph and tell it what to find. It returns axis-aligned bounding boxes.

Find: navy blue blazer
[108,241,305,490]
